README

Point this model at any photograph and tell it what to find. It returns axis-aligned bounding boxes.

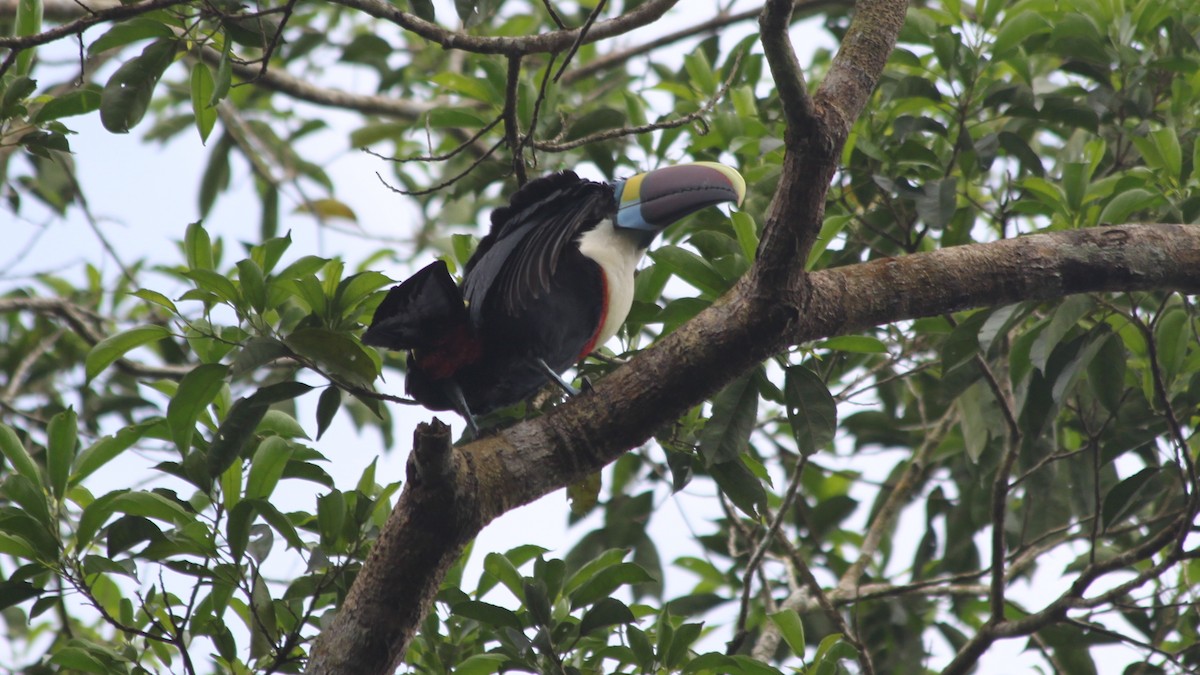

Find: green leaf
[286,327,379,388]
[665,622,704,668]
[479,550,527,600]
[1030,296,1092,374]
[100,39,177,133]
[569,561,656,609]
[227,500,254,561]
[1153,307,1190,383]
[295,198,358,223]
[649,245,729,297]
[807,215,851,269]
[1087,331,1126,414]
[915,177,957,229]
[335,271,392,319]
[0,423,41,486]
[1150,127,1182,182]
[110,490,194,525]
[185,269,240,306]
[190,63,217,143]
[87,18,174,56]
[430,72,493,102]
[46,408,77,500]
[993,11,1052,57]
[409,0,436,21]
[185,221,214,271]
[3,474,52,532]
[452,600,523,631]
[199,137,232,216]
[769,609,806,657]
[564,107,626,141]
[710,457,767,518]
[211,39,233,105]
[957,380,994,463]
[1061,162,1090,212]
[0,580,42,611]
[14,0,43,77]
[941,310,990,373]
[729,211,758,263]
[85,325,171,381]
[0,533,36,560]
[131,288,179,314]
[1097,188,1159,225]
[453,654,506,675]
[784,366,837,455]
[207,382,313,478]
[316,490,345,547]
[258,410,308,439]
[821,335,888,353]
[231,337,291,377]
[315,386,341,440]
[1101,467,1163,531]
[562,548,629,596]
[33,87,102,123]
[245,436,293,500]
[236,259,267,313]
[256,499,304,550]
[579,597,636,636]
[167,363,229,453]
[698,372,759,465]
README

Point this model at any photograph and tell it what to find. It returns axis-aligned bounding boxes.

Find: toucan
[362,161,746,433]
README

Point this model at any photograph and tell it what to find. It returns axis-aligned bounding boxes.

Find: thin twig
[503,54,527,185]
[552,0,606,83]
[531,48,744,153]
[374,138,505,197]
[730,454,809,650]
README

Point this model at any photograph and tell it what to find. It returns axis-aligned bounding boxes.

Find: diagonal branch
[750,0,906,301]
[324,0,679,56]
[308,222,1200,674]
[197,46,438,119]
[561,0,847,85]
[759,0,814,137]
[0,0,192,50]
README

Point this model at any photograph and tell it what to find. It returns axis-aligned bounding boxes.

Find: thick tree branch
[751,0,906,311]
[309,222,1200,673]
[759,0,814,136]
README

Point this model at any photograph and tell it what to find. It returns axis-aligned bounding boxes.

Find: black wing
[462,171,615,327]
[362,260,465,351]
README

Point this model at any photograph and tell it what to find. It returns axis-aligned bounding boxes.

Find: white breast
[576,219,646,348]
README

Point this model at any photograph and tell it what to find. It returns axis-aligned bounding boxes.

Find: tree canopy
[1,0,1199,674]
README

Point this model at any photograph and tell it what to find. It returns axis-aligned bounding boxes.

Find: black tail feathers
[362,260,467,351]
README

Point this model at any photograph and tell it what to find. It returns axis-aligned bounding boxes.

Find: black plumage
[363,163,745,433]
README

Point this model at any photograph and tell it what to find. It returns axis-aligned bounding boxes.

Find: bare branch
[759,0,814,137]
[324,0,679,56]
[196,46,438,120]
[552,0,606,82]
[0,297,191,378]
[562,0,847,84]
[836,407,954,594]
[531,48,742,153]
[0,0,193,50]
[503,55,527,185]
[730,454,810,652]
